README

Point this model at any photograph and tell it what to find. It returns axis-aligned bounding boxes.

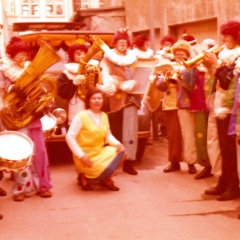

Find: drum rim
[0,131,33,172]
[0,130,34,146]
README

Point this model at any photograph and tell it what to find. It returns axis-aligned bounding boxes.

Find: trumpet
[182,44,224,71]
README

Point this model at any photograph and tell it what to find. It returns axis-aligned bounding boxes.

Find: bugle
[182,45,224,71]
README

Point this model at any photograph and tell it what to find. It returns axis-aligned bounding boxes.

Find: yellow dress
[73,110,120,179]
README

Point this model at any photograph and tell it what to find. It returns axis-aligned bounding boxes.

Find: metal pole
[149,0,155,51]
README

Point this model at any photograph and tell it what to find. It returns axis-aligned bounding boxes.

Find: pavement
[1,138,240,240]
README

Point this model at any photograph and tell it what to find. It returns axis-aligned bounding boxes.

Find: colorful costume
[100,47,140,160]
[12,118,53,195]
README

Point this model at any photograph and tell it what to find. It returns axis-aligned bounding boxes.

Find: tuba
[77,36,110,99]
[0,40,61,130]
[182,45,224,71]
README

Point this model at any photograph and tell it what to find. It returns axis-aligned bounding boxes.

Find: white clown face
[115,39,128,54]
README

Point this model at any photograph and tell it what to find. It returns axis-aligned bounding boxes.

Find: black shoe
[99,181,119,191]
[188,164,197,174]
[216,188,240,201]
[123,161,138,175]
[163,162,180,173]
[77,174,82,186]
[78,173,93,191]
[195,167,213,180]
[0,187,6,197]
[204,176,228,195]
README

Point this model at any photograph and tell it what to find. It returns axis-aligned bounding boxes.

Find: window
[46,0,64,17]
[78,0,124,9]
[20,0,40,16]
[3,0,16,15]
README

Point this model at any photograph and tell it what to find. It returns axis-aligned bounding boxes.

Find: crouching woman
[66,87,126,191]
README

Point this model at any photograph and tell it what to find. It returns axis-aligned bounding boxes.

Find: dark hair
[67,44,89,62]
[85,87,105,109]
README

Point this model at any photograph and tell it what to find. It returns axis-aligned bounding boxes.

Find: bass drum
[0,131,33,172]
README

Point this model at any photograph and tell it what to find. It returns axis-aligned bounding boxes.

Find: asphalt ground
[1,139,240,240]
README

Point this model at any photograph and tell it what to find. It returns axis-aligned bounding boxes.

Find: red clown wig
[111,28,131,47]
[133,35,149,48]
[6,36,31,59]
[160,35,176,46]
[67,44,89,62]
[220,20,240,42]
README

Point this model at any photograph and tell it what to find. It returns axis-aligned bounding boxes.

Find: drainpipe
[149,0,155,52]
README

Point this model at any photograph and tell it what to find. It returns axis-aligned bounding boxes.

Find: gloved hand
[214,107,229,119]
[73,75,86,85]
[97,83,116,96]
[119,80,136,92]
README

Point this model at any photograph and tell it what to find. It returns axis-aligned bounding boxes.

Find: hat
[111,27,131,47]
[6,37,30,59]
[68,44,89,62]
[182,29,197,45]
[201,38,217,51]
[220,20,240,41]
[133,34,149,48]
[172,40,191,57]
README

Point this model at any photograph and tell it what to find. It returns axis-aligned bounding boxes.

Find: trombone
[182,45,224,71]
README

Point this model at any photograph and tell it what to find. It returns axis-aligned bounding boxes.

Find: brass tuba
[77,36,110,99]
[182,45,224,71]
[0,40,61,130]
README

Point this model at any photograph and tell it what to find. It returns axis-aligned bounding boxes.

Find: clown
[203,20,240,201]
[99,28,140,175]
[0,36,54,201]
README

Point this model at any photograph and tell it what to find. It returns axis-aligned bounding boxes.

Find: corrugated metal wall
[169,18,218,45]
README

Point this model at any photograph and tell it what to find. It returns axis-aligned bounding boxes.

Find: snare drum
[0,131,33,172]
[40,113,56,138]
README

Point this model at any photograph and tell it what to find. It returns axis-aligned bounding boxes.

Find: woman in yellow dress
[66,87,126,191]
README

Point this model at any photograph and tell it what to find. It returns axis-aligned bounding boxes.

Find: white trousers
[178,109,197,165]
[207,112,222,176]
[123,105,138,160]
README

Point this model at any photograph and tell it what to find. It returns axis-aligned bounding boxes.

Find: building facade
[1,0,240,54]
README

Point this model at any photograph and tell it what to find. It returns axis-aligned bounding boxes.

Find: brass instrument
[143,62,174,112]
[0,41,61,130]
[182,44,224,71]
[77,36,110,99]
[163,70,179,87]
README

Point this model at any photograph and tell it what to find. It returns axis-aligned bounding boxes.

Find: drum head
[0,131,33,161]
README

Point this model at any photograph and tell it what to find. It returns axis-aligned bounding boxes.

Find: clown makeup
[115,39,128,54]
[13,51,29,67]
[174,50,188,62]
[140,41,150,52]
[73,50,86,63]
[222,34,238,49]
[162,41,173,48]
